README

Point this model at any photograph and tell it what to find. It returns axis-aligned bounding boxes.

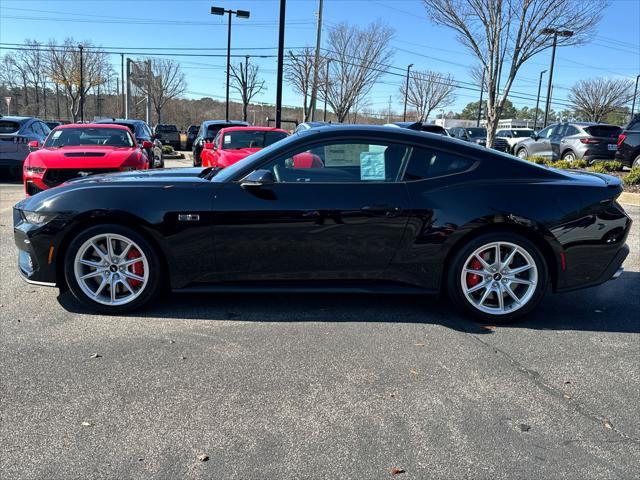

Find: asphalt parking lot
[1,160,639,479]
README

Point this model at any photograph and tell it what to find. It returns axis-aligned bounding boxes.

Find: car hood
[28,147,140,168]
[220,147,261,164]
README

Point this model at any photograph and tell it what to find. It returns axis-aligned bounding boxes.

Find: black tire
[516,147,528,159]
[446,231,548,324]
[561,151,576,162]
[633,154,640,168]
[64,224,163,314]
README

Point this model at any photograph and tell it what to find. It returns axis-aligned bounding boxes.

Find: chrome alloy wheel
[73,233,149,306]
[460,241,538,316]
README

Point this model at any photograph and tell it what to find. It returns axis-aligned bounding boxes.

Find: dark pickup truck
[615,114,640,168]
[153,124,181,150]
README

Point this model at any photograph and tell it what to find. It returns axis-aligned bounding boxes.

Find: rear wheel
[561,151,576,162]
[633,154,640,168]
[447,232,548,323]
[64,225,162,314]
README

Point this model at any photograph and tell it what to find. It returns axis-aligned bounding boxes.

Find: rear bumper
[556,244,629,293]
[614,151,633,167]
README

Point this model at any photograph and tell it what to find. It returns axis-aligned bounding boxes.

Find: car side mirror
[531,134,539,140]
[240,169,275,188]
[141,140,153,149]
[28,140,40,151]
[203,142,215,150]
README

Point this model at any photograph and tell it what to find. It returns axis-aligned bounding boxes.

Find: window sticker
[52,130,62,139]
[224,135,231,144]
[360,151,386,180]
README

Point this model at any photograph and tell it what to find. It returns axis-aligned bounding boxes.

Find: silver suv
[514,122,622,163]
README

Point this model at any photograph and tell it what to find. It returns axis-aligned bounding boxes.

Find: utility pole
[533,69,547,131]
[121,53,125,118]
[542,27,573,127]
[126,58,132,119]
[243,55,250,122]
[387,96,392,123]
[403,63,413,122]
[631,74,640,120]
[79,44,84,122]
[323,59,331,122]
[275,0,286,128]
[309,0,324,121]
[146,60,152,124]
[43,81,47,119]
[476,68,485,127]
[55,82,60,119]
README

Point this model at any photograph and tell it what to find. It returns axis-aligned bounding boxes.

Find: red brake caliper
[126,247,144,288]
[466,257,483,288]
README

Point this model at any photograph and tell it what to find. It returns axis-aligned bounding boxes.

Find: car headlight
[20,210,57,226]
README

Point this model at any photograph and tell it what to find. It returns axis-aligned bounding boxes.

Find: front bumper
[13,208,61,286]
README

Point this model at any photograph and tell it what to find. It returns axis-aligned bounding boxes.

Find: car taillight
[580,138,599,144]
[617,134,626,146]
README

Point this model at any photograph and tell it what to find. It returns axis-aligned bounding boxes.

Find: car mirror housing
[141,140,153,149]
[240,169,275,188]
[203,142,215,150]
[28,140,40,151]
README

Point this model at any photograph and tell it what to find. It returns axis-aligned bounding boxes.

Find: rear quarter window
[404,148,475,181]
[0,121,21,134]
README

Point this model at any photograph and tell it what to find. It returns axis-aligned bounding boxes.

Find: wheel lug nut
[493,282,498,287]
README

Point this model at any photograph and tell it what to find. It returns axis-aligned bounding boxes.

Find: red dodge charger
[23,124,150,196]
[201,126,289,168]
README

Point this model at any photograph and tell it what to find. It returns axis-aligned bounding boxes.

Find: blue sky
[1,0,638,117]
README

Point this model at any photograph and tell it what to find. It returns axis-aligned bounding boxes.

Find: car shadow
[57,271,640,335]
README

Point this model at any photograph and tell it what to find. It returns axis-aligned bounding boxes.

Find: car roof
[0,116,34,123]
[97,118,144,125]
[54,123,131,130]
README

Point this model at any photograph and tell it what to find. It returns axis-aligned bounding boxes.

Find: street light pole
[403,63,413,122]
[309,0,324,121]
[533,69,547,131]
[275,0,286,128]
[631,74,640,121]
[211,6,250,122]
[541,28,573,128]
[79,44,84,123]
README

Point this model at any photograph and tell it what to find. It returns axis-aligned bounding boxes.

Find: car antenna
[406,121,423,131]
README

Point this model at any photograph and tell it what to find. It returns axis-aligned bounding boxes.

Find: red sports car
[23,124,150,196]
[201,126,289,168]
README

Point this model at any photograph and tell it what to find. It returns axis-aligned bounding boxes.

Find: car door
[529,125,556,158]
[209,139,412,283]
[550,124,566,160]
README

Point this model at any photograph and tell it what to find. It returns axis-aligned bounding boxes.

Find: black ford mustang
[13,125,631,322]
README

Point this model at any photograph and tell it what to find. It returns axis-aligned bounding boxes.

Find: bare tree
[47,39,111,122]
[131,58,186,124]
[285,48,323,122]
[568,78,634,122]
[423,0,603,147]
[321,22,395,123]
[229,57,265,122]
[400,70,456,122]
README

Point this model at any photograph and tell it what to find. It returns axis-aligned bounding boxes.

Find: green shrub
[623,167,640,186]
[573,159,588,169]
[525,156,547,165]
[587,163,608,174]
[548,160,573,170]
[162,145,174,154]
[600,160,623,172]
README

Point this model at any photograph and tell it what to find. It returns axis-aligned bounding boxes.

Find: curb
[619,192,640,207]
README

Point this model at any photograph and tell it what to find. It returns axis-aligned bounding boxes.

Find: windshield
[0,121,21,134]
[222,130,288,150]
[212,132,302,183]
[156,125,178,132]
[466,128,486,138]
[511,129,534,137]
[44,127,134,147]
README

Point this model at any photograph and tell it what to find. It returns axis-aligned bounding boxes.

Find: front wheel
[516,148,528,159]
[633,154,640,168]
[447,232,548,323]
[64,225,162,314]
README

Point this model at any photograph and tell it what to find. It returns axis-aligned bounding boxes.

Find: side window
[537,126,554,139]
[39,122,51,135]
[403,148,474,181]
[260,142,410,183]
[213,132,221,148]
[563,125,579,137]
